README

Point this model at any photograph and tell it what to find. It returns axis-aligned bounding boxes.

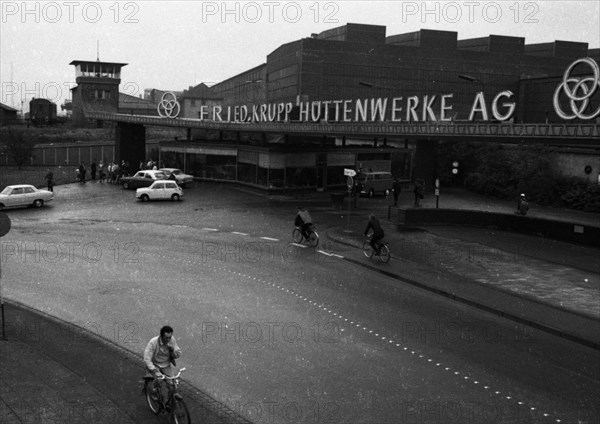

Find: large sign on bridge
[196,91,516,124]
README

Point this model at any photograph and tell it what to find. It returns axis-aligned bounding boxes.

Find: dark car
[120,170,167,190]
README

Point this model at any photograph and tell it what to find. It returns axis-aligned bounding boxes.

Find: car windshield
[155,172,166,179]
[0,187,12,195]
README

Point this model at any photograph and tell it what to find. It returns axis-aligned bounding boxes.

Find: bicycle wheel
[292,228,303,243]
[307,230,319,247]
[171,398,191,424]
[362,241,374,258]
[145,380,162,415]
[379,245,391,263]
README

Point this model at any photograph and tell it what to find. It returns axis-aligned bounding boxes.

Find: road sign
[0,212,10,237]
[347,176,354,190]
[344,168,356,177]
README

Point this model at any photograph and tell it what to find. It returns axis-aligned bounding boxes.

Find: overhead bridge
[88,112,600,145]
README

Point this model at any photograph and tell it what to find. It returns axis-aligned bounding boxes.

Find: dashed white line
[231,231,248,236]
[260,237,279,241]
[194,249,563,424]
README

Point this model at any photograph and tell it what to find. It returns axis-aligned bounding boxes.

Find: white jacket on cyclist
[144,335,181,373]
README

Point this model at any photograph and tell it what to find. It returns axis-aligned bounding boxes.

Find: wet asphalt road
[1,181,599,424]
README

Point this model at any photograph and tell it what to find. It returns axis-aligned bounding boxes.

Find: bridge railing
[86,112,600,140]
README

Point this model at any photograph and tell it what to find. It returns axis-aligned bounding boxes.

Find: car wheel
[171,194,180,201]
[122,182,130,189]
[140,194,149,202]
[33,199,44,208]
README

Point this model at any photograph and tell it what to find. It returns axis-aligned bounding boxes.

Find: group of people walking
[73,160,132,184]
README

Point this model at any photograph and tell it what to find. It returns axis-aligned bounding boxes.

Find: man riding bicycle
[144,326,182,405]
[295,207,313,240]
[364,214,385,255]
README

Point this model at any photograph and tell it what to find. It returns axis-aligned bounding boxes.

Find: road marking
[202,228,218,232]
[232,231,248,236]
[195,257,561,424]
[290,243,306,248]
[260,237,279,241]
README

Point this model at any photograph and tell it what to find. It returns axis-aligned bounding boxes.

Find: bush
[560,181,600,212]
[437,142,600,213]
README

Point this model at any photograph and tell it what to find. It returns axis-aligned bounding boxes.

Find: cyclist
[295,207,313,240]
[144,326,182,406]
[364,214,385,255]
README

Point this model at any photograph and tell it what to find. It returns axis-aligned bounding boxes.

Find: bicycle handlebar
[156,367,187,380]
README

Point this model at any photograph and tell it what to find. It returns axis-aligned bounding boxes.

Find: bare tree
[0,128,35,169]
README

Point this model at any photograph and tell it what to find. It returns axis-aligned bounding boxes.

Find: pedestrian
[44,168,54,192]
[392,177,402,206]
[78,162,87,184]
[108,162,114,183]
[516,193,529,215]
[112,162,120,184]
[98,161,105,183]
[413,178,425,206]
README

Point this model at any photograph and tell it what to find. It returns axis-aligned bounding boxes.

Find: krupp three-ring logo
[157,92,181,118]
[553,57,600,120]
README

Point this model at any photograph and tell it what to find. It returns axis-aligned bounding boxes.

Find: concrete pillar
[412,139,439,187]
[115,122,146,166]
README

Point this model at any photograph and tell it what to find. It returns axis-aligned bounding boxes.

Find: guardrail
[396,207,600,247]
[86,112,600,141]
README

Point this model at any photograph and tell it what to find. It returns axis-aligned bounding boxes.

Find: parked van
[355,171,393,198]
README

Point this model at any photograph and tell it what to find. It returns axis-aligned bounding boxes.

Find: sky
[1,0,599,114]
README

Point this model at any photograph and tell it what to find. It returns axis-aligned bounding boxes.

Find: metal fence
[0,166,80,189]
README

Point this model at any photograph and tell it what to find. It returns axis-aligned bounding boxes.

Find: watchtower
[69,59,127,126]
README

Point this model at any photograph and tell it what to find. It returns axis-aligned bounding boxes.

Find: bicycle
[292,224,319,247]
[143,368,191,424]
[363,236,390,263]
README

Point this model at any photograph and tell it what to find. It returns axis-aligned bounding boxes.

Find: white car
[0,184,54,210]
[136,180,183,202]
[159,168,194,187]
